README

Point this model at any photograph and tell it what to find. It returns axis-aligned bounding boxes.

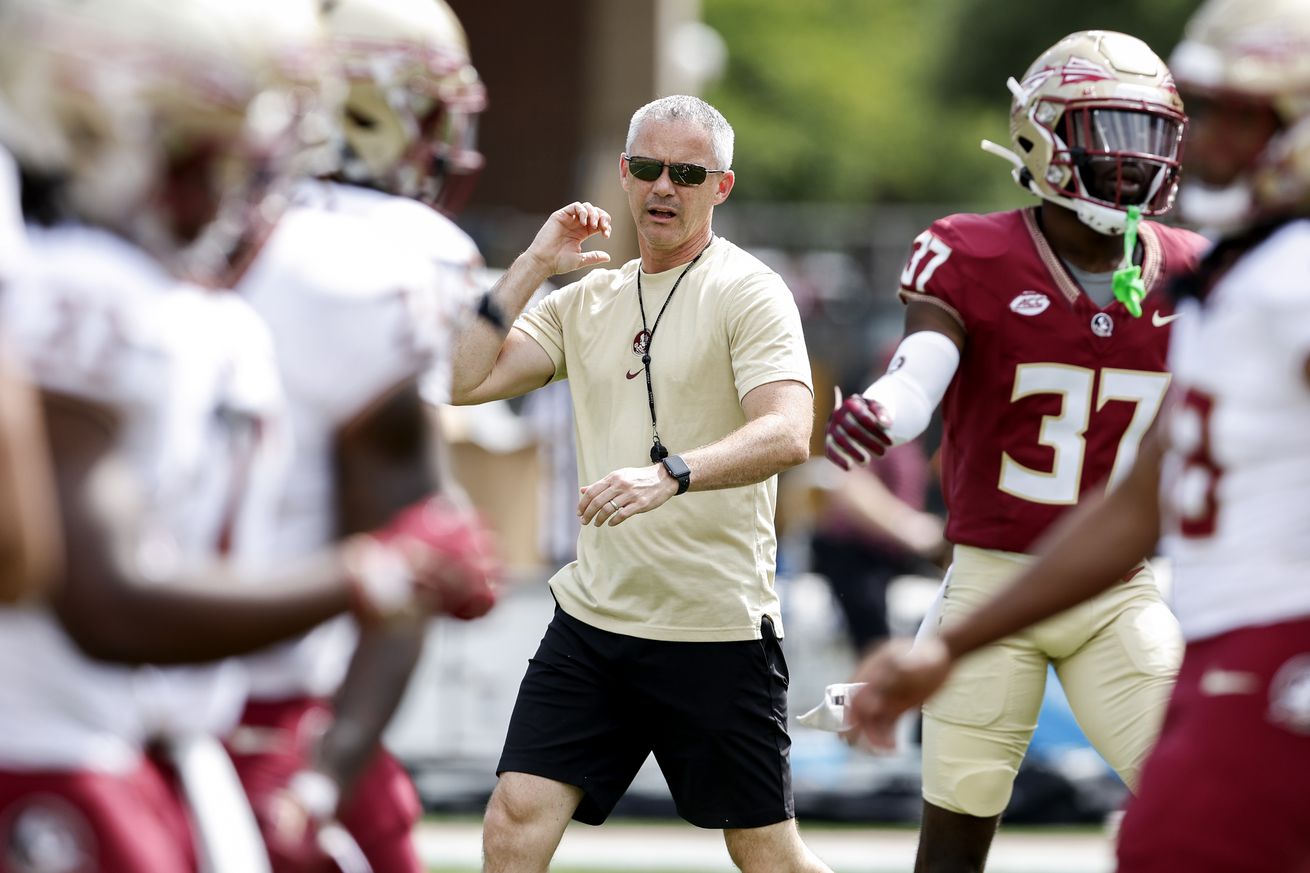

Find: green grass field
[417,817,1114,873]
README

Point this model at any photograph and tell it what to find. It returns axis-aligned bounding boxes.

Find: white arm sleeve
[862,330,960,445]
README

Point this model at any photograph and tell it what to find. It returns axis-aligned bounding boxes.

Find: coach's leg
[481,771,583,873]
[723,819,832,873]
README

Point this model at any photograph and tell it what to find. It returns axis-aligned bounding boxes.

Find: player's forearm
[450,250,551,401]
[318,614,427,799]
[941,480,1160,660]
[58,550,353,665]
[0,360,61,602]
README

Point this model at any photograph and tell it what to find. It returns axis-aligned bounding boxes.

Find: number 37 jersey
[898,207,1207,554]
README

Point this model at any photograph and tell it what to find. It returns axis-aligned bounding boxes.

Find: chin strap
[1112,205,1146,317]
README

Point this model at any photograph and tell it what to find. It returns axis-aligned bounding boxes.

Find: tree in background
[704,0,1202,210]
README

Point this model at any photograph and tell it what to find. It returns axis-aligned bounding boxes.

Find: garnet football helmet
[985,30,1186,235]
[1170,0,1310,229]
[320,0,486,215]
[0,0,324,284]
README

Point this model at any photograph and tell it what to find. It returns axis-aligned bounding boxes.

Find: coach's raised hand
[524,201,613,277]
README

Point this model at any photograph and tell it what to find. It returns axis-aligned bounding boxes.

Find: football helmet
[0,0,324,284]
[983,31,1187,235]
[320,0,486,215]
[1170,0,1310,228]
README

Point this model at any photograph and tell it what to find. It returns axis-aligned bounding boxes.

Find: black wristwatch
[661,453,691,495]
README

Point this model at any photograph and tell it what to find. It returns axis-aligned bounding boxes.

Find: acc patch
[2,795,96,873]
[1009,291,1050,317]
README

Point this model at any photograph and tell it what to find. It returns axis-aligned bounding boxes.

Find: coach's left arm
[577,379,813,527]
[676,378,814,490]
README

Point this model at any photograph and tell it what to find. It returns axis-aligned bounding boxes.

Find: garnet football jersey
[1160,220,1310,641]
[899,207,1207,553]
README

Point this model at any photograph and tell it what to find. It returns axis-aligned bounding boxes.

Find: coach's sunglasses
[623,154,728,187]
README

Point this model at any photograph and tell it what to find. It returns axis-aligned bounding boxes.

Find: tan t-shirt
[515,236,813,642]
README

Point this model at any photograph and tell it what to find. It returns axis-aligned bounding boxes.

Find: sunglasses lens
[628,158,663,181]
[670,163,707,186]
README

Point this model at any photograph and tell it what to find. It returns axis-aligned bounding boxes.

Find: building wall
[448,0,705,268]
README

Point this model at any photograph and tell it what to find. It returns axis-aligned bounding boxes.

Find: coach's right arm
[451,202,611,405]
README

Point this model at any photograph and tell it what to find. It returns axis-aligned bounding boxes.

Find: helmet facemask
[1058,105,1183,211]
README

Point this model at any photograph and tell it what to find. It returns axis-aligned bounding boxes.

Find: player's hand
[577,463,675,528]
[841,636,953,750]
[825,387,892,470]
[524,202,612,276]
[265,771,372,873]
[263,771,340,873]
[348,496,502,622]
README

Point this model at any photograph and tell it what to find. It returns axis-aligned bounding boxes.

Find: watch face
[663,454,691,493]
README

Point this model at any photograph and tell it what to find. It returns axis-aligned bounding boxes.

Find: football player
[823,31,1208,871]
[0,1,493,870]
[847,3,1310,869]
[229,1,495,870]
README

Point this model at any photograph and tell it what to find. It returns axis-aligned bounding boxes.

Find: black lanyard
[636,239,711,463]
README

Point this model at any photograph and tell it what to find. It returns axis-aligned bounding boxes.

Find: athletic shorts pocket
[759,614,789,690]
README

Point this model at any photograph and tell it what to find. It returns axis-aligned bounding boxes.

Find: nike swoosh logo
[1200,669,1260,696]
[1152,311,1181,327]
[626,369,645,380]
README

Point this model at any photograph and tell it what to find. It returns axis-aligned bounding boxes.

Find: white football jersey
[0,225,285,769]
[1160,220,1310,641]
[238,180,481,698]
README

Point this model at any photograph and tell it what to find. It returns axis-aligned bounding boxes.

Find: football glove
[824,389,892,470]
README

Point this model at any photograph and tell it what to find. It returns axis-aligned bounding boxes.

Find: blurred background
[393,0,1204,868]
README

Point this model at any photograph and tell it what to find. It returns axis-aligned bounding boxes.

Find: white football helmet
[0,0,324,284]
[321,0,486,215]
[983,31,1187,235]
[1170,0,1310,229]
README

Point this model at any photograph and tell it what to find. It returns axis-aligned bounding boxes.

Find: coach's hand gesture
[526,201,613,276]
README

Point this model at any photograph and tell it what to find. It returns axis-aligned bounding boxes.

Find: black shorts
[497,606,795,829]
